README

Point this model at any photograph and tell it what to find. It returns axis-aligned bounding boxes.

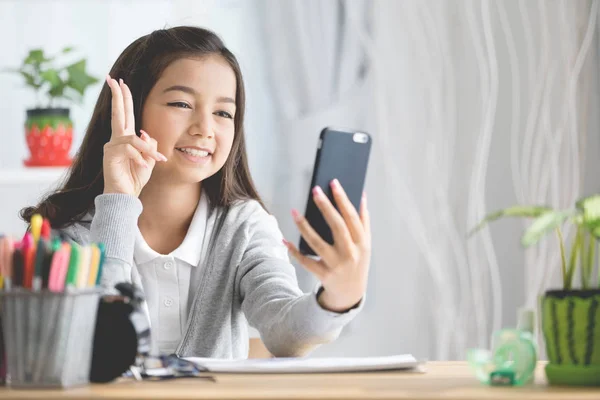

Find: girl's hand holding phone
[103,75,167,197]
[284,179,371,313]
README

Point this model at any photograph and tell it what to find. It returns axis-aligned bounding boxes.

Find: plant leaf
[48,81,66,98]
[24,49,51,66]
[467,205,552,237]
[40,69,61,87]
[62,46,74,53]
[65,59,98,95]
[576,195,600,236]
[521,210,573,247]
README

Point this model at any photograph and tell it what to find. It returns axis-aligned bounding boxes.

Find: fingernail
[119,78,124,86]
[158,152,168,162]
[140,130,149,140]
[106,74,111,83]
[331,179,340,188]
[291,209,301,222]
[362,191,368,206]
[312,186,323,198]
[282,239,289,247]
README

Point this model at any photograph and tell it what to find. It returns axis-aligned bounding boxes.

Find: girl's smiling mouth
[175,146,213,164]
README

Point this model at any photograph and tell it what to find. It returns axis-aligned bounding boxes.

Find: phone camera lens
[353,133,368,143]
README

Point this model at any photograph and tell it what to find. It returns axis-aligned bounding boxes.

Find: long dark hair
[21,26,263,228]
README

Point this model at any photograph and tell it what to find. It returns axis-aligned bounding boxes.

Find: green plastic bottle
[468,309,538,386]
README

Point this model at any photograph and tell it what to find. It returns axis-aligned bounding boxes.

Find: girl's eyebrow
[163,85,196,95]
[217,96,236,105]
[162,85,235,104]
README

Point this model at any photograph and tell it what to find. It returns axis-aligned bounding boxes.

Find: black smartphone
[299,127,372,256]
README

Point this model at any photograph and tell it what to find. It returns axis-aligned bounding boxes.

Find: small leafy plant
[469,195,600,290]
[5,47,98,108]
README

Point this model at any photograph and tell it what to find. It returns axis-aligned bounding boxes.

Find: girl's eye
[167,102,191,109]
[215,111,233,119]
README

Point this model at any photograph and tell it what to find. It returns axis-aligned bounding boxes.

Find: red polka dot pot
[24,108,73,167]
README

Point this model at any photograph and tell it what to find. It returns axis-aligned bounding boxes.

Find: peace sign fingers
[106,74,135,138]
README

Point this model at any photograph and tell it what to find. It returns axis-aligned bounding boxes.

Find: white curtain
[258,0,372,290]
[259,0,600,359]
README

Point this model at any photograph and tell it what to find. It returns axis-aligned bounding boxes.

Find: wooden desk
[0,361,598,399]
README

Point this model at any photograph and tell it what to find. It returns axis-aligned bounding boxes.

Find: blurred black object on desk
[89,283,151,383]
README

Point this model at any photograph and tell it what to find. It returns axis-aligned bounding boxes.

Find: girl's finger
[140,131,158,168]
[292,209,335,262]
[139,129,151,146]
[120,79,135,132]
[124,144,149,168]
[311,186,353,251]
[360,192,372,243]
[106,75,126,138]
[110,134,167,162]
[330,179,364,243]
[140,130,158,151]
[283,239,327,279]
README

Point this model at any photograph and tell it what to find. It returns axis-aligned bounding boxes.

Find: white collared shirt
[133,192,209,355]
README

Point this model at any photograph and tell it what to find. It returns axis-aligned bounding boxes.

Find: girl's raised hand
[102,75,167,197]
[284,180,371,313]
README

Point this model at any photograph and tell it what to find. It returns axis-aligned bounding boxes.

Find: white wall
[0,0,278,235]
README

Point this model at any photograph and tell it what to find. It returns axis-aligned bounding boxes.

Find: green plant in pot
[470,196,600,386]
[5,48,98,167]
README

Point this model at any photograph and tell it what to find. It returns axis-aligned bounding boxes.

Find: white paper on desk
[185,354,423,374]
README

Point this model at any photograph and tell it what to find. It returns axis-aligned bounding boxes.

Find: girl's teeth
[177,148,209,157]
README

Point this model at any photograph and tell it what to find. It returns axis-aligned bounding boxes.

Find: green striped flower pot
[24,108,73,167]
[542,289,600,386]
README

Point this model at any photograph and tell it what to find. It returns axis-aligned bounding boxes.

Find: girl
[21,26,371,358]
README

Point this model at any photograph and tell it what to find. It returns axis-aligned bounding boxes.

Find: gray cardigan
[59,194,362,358]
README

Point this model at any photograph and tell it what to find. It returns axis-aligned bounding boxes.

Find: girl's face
[141,55,237,184]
